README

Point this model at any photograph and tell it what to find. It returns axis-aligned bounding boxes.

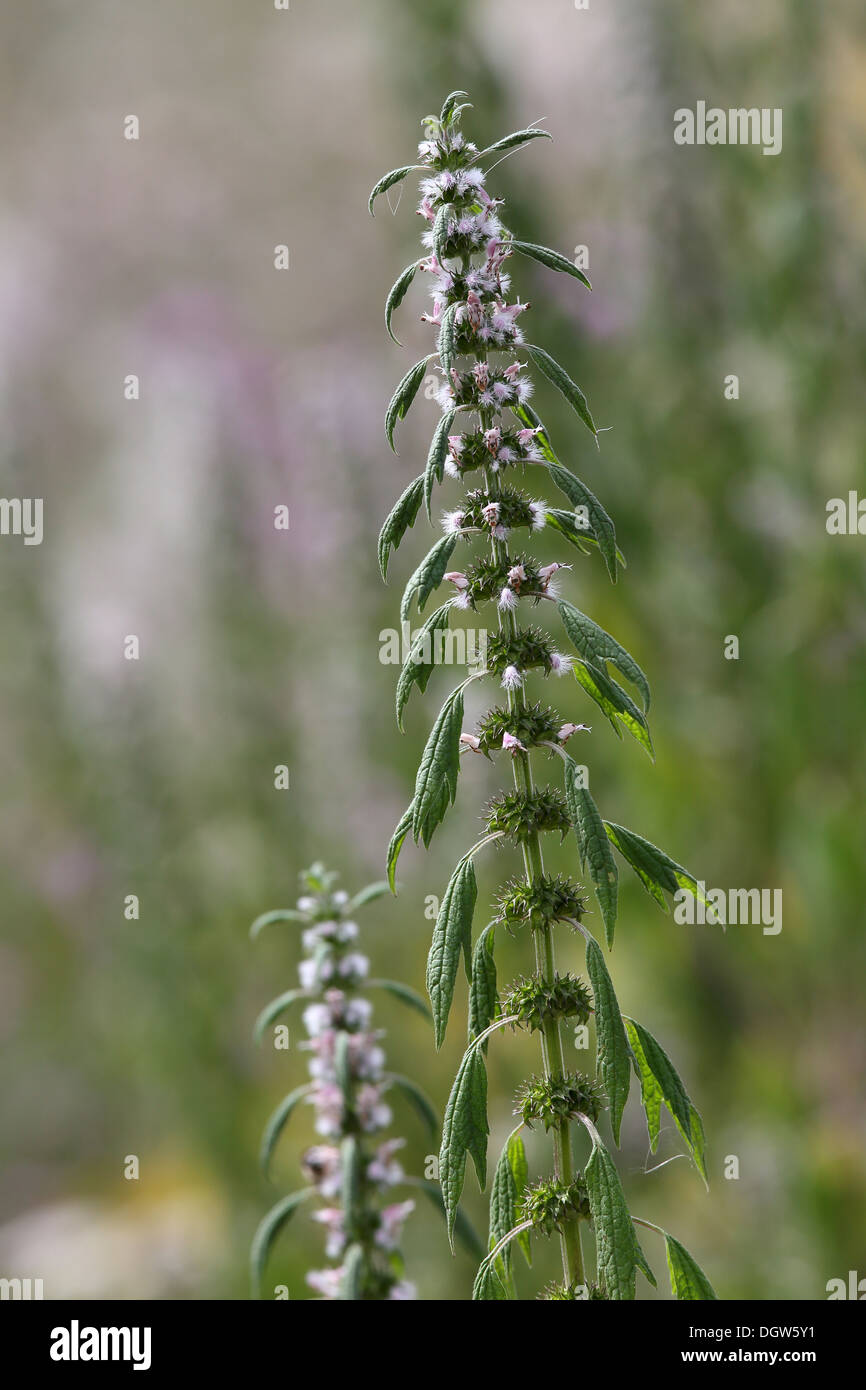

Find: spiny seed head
[485,788,571,843]
[515,1072,603,1130]
[495,873,586,929]
[460,484,542,534]
[462,552,545,607]
[520,1178,590,1235]
[486,625,557,677]
[502,973,592,1031]
[540,1281,607,1301]
[476,701,561,754]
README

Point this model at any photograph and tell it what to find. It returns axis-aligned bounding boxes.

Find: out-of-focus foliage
[0,0,863,1298]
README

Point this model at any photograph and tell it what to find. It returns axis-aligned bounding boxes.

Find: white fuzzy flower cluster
[274,865,416,1301]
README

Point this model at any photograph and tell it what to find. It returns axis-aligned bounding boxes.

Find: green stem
[481,450,584,1290]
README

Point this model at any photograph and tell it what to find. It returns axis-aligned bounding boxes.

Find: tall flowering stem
[250,863,423,1300]
[372,94,717,1300]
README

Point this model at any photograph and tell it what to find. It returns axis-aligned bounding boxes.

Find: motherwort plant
[250,863,445,1300]
[371,94,717,1300]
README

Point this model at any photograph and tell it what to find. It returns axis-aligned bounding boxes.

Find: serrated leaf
[634,1229,658,1288]
[664,1232,718,1300]
[386,800,414,893]
[545,459,618,584]
[385,260,419,344]
[249,908,306,940]
[253,988,308,1044]
[424,409,456,518]
[338,1243,365,1299]
[369,164,415,216]
[385,356,430,452]
[250,1189,311,1297]
[563,762,618,947]
[345,880,390,912]
[259,1084,313,1178]
[624,1018,707,1183]
[585,937,630,1145]
[489,1129,531,1279]
[526,343,597,437]
[368,978,432,1021]
[473,1258,510,1300]
[378,473,425,581]
[432,203,451,261]
[468,923,497,1049]
[426,856,476,1048]
[439,1043,488,1245]
[558,600,650,712]
[437,302,459,375]
[479,128,552,158]
[400,533,457,622]
[584,1138,639,1300]
[545,507,627,570]
[385,1072,438,1135]
[604,821,706,913]
[396,603,452,730]
[510,238,591,290]
[412,684,464,847]
[409,1178,485,1260]
[572,659,654,759]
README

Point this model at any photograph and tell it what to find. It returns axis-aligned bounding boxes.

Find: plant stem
[481,452,585,1289]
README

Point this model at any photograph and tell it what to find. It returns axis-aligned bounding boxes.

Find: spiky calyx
[476,701,561,754]
[515,1072,603,1130]
[495,872,586,930]
[540,1281,607,1301]
[520,1178,591,1236]
[485,625,558,678]
[503,972,592,1032]
[485,788,571,842]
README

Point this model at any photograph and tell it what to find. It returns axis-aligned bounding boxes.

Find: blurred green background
[1,0,864,1299]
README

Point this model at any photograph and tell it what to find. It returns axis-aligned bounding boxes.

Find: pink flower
[460,732,482,752]
[502,731,527,755]
[498,586,518,612]
[376,1200,415,1251]
[549,651,573,676]
[501,665,523,690]
[558,722,591,742]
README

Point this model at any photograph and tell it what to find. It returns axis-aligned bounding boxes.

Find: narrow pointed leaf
[345,880,390,912]
[584,1138,639,1300]
[424,409,456,517]
[558,600,650,712]
[546,461,618,583]
[259,1084,313,1178]
[368,978,432,1021]
[249,908,306,940]
[489,1128,531,1276]
[378,473,425,581]
[385,260,419,344]
[426,856,476,1047]
[437,302,459,375]
[400,533,456,622]
[585,937,630,1144]
[624,1018,707,1183]
[439,1043,488,1245]
[412,684,464,846]
[468,923,497,1048]
[479,128,551,158]
[253,988,308,1044]
[396,602,452,729]
[563,762,618,947]
[664,1232,718,1300]
[385,1073,438,1135]
[572,659,653,759]
[604,822,706,913]
[440,90,469,125]
[250,1189,311,1297]
[369,165,415,216]
[386,800,414,893]
[545,507,627,570]
[526,343,597,437]
[385,356,430,452]
[510,238,591,290]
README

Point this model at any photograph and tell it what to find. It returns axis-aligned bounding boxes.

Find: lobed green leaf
[526,343,597,437]
[385,356,431,452]
[510,238,591,290]
[385,260,420,344]
[585,936,630,1144]
[426,855,476,1048]
[411,684,464,847]
[624,1017,707,1184]
[563,761,618,947]
[400,534,457,622]
[558,600,650,712]
[439,1042,489,1246]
